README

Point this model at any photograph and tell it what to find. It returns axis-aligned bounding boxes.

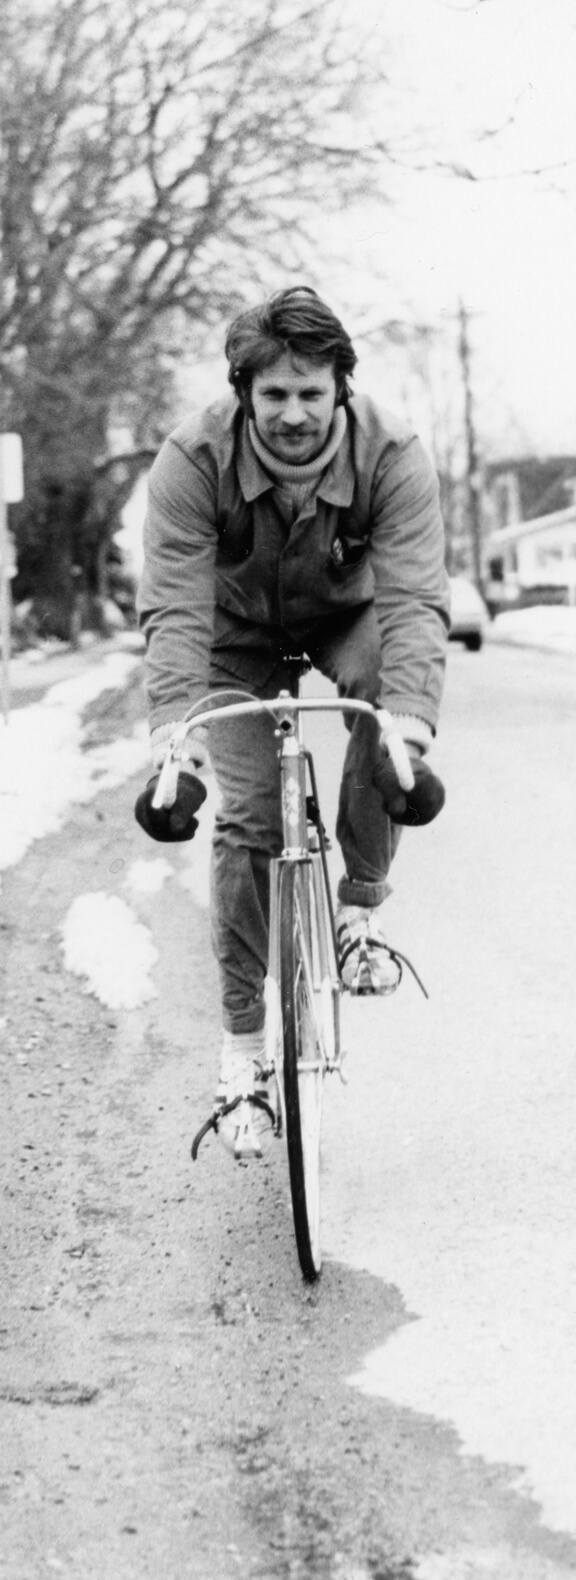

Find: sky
[174,0,575,460]
[321,0,576,457]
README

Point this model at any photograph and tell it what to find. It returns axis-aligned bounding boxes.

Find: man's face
[250,351,338,464]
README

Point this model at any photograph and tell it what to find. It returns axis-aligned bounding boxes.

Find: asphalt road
[1,640,576,1580]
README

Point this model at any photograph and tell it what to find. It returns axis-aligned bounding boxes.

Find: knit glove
[375,710,445,827]
[134,719,209,843]
[134,769,207,843]
[372,751,445,827]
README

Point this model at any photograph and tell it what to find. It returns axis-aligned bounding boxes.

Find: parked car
[449,576,488,651]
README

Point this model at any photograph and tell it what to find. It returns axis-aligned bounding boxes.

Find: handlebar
[152,695,415,810]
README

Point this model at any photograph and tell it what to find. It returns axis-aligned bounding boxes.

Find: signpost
[0,433,24,724]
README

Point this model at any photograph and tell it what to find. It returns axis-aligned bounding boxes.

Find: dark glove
[372,753,445,827]
[134,769,207,843]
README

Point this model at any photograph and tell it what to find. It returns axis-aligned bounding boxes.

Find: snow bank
[0,652,149,884]
[61,892,158,1010]
[490,604,576,654]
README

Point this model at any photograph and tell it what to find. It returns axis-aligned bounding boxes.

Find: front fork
[265,851,344,1133]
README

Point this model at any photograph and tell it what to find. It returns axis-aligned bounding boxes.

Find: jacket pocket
[327,533,369,572]
[216,502,254,562]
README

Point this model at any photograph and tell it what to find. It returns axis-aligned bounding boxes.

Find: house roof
[489,504,576,547]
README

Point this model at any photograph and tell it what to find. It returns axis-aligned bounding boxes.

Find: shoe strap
[338,933,392,969]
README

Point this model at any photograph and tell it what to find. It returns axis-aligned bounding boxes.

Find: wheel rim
[281,862,325,1280]
[294,954,323,1266]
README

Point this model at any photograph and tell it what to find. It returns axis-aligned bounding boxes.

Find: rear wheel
[279,861,324,1281]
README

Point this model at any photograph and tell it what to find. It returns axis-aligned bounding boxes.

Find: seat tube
[265,855,282,1072]
[268,857,280,978]
[280,735,307,857]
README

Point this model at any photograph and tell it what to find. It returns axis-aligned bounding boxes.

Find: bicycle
[152,659,426,1282]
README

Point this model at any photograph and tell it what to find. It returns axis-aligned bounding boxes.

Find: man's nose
[282,396,307,425]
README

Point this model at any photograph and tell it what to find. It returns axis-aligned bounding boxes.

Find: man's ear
[335,377,351,407]
[235,381,254,418]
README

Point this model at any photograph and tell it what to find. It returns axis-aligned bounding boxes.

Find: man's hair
[225,286,357,409]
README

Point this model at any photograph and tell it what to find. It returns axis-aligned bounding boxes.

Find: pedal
[350,945,376,995]
[191,1089,276,1162]
[350,944,401,996]
[231,1100,266,1163]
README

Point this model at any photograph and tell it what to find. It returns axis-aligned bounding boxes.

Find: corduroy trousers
[207,605,401,1034]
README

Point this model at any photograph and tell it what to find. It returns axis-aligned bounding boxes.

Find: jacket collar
[236,410,355,508]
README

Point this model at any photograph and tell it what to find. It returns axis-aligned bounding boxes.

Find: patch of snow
[490,605,576,654]
[43,652,139,711]
[61,892,158,1009]
[415,1549,571,1580]
[0,654,149,883]
[85,724,150,789]
[26,640,70,665]
[125,857,174,894]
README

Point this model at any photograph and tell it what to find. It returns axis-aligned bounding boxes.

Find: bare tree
[0,0,397,636]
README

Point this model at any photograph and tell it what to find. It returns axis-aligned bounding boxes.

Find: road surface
[1,639,576,1579]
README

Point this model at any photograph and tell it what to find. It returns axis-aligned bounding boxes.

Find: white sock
[220,1028,266,1076]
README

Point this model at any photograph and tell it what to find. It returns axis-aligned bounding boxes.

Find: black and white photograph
[1,1,576,1575]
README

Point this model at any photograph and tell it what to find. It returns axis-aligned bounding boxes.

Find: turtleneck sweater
[248,407,347,525]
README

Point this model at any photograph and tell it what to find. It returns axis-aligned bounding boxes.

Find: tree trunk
[32,489,77,641]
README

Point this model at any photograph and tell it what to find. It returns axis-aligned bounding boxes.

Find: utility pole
[458,299,484,591]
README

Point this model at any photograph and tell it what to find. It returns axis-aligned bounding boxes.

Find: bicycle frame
[266,704,342,1128]
[164,686,421,1269]
[153,688,415,1104]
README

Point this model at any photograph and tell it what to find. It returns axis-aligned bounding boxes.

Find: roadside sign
[0,434,24,503]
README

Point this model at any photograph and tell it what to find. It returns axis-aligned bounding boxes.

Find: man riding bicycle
[136,286,449,1147]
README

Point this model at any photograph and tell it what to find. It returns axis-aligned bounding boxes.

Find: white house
[487,503,576,601]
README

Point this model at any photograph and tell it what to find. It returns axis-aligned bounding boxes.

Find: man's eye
[262,389,323,401]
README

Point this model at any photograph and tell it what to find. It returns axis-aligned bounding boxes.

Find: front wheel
[279,861,325,1281]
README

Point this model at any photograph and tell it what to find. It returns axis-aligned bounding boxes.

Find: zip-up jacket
[138,392,450,734]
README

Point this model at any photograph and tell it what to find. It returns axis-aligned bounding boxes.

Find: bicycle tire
[279,860,324,1281]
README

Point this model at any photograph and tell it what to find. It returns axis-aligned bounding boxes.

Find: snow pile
[85,728,150,789]
[490,604,576,654]
[61,892,158,1010]
[0,653,149,883]
[125,857,174,894]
